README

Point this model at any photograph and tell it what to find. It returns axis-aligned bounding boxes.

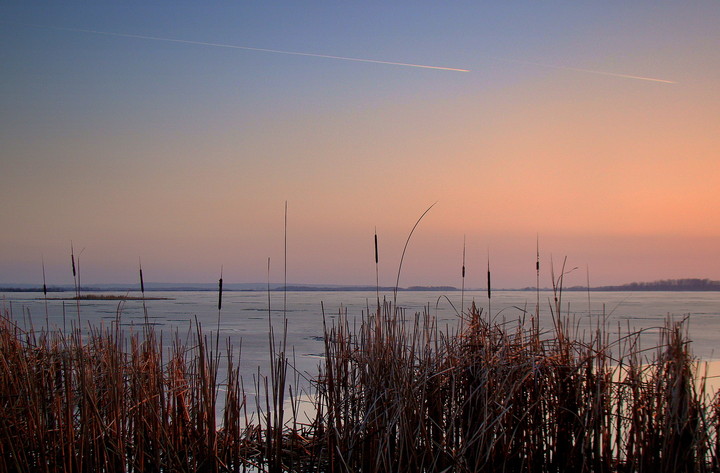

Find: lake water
[3,289,720,401]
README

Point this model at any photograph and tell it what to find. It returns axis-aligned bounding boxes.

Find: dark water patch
[119,322,163,327]
[243,307,303,313]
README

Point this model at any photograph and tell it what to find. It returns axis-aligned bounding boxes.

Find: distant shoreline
[2,278,720,293]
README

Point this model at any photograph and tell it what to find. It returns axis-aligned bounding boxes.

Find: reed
[0,311,259,472]
[313,302,720,472]
[2,296,719,471]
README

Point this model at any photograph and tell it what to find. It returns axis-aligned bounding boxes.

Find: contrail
[10,23,676,83]
[19,23,470,73]
[499,57,676,84]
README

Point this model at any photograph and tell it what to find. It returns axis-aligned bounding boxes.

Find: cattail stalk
[41,255,48,327]
[375,229,380,311]
[461,236,466,318]
[139,258,148,323]
[536,234,540,322]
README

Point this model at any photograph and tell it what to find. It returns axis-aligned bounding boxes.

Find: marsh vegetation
[1,295,719,472]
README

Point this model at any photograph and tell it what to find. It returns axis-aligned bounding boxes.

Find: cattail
[374,232,379,265]
[461,236,466,318]
[461,236,466,279]
[41,256,47,297]
[218,274,223,311]
[375,230,380,310]
[536,235,541,322]
[71,244,76,278]
[487,258,491,300]
[139,263,145,294]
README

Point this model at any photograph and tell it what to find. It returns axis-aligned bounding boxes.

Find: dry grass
[1,299,719,472]
[0,313,261,472]
[314,302,720,472]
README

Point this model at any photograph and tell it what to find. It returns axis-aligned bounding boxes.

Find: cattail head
[41,256,47,296]
[487,252,491,299]
[462,236,466,279]
[218,266,223,311]
[374,233,379,264]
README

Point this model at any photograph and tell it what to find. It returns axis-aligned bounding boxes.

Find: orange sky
[2,3,719,288]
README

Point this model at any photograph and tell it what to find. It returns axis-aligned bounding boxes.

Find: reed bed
[315,302,720,472]
[2,301,719,472]
[0,313,266,473]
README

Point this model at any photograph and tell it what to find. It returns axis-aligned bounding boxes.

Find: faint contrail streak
[11,23,676,83]
[499,58,676,84]
[24,24,470,73]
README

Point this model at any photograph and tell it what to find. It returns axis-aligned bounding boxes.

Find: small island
[45,294,172,301]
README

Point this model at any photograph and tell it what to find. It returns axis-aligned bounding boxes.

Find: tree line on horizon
[561,278,720,292]
[3,278,720,293]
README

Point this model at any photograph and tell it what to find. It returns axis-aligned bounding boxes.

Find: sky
[1,2,719,289]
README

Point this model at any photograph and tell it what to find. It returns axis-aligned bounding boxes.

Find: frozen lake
[4,289,720,401]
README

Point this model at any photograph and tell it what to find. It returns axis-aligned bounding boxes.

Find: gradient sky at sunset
[2,2,719,289]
